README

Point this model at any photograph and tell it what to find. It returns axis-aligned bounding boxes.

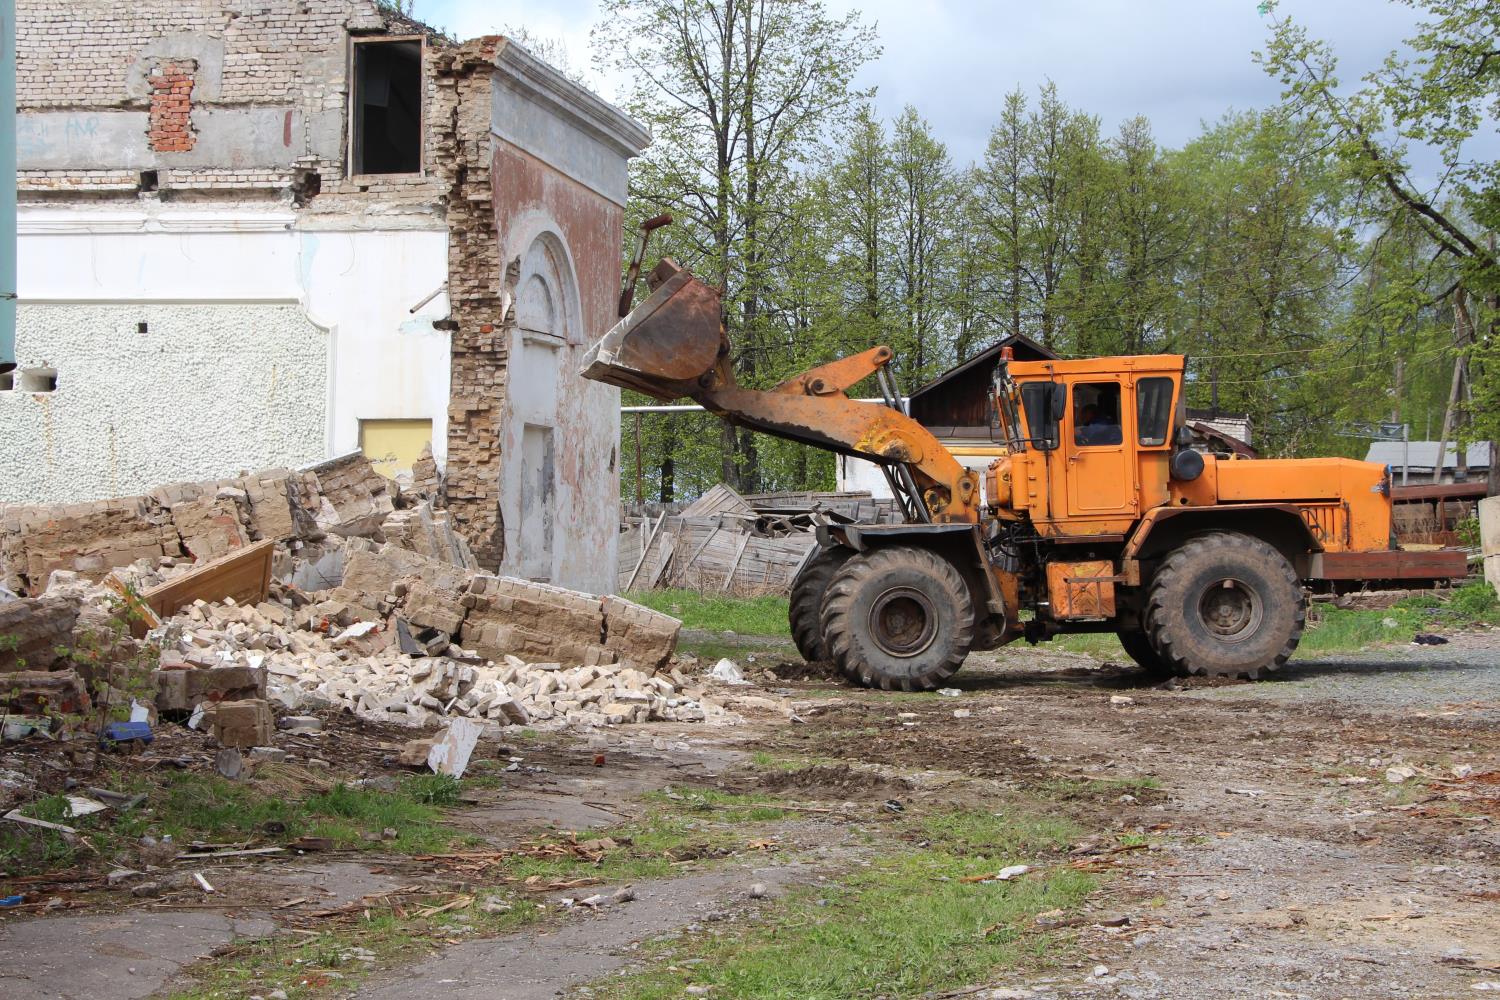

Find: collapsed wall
[2,453,693,733]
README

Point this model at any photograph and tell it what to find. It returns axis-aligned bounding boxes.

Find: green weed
[625,588,791,636]
[594,809,1092,1000]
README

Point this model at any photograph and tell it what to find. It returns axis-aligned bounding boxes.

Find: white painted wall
[0,302,328,502]
[7,205,451,504]
[837,450,1005,507]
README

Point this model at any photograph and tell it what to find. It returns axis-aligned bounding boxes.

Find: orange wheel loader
[583,260,1468,689]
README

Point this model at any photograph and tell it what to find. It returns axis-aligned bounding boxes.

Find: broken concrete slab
[0,495,179,595]
[153,664,267,713]
[382,500,476,570]
[212,698,274,748]
[0,909,275,1000]
[303,452,397,539]
[0,595,81,671]
[1,669,92,715]
[601,594,680,672]
[427,717,483,777]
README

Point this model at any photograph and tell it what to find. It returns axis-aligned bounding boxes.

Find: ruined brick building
[6,2,649,593]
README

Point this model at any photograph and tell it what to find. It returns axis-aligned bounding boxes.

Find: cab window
[1136,376,1174,446]
[1072,382,1122,446]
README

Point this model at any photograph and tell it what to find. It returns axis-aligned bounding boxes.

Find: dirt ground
[3,627,1498,999]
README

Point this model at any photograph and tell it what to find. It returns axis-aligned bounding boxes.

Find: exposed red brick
[147,59,197,153]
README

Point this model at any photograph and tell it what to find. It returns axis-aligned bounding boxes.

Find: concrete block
[212,699,274,748]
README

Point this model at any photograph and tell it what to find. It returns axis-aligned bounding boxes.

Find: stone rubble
[0,454,779,738]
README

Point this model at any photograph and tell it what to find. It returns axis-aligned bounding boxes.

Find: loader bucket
[580,261,727,402]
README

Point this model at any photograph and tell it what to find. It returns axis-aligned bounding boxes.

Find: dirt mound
[755,764,911,800]
[769,658,844,681]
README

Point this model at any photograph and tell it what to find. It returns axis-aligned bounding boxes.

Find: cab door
[1062,378,1136,526]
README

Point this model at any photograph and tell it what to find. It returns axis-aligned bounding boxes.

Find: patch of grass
[626,588,791,637]
[1040,631,1128,661]
[748,751,840,772]
[2,771,478,876]
[166,894,543,1000]
[0,793,79,873]
[595,808,1092,1000]
[500,787,791,884]
[1032,776,1161,802]
[1298,582,1499,656]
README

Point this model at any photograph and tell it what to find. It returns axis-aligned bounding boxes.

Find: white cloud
[414,0,1483,171]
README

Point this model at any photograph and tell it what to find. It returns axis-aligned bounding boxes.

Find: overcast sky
[409,0,1440,167]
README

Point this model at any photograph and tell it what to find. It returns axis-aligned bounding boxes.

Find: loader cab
[998,355,1187,537]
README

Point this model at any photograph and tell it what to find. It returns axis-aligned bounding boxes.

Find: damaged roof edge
[490,38,652,160]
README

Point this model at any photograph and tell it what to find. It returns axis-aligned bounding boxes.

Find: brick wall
[428,39,508,569]
[15,0,444,211]
[148,61,198,153]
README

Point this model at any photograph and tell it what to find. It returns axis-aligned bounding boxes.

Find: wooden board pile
[617,485,899,596]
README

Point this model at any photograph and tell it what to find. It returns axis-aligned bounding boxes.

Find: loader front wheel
[820,546,974,691]
[788,547,852,663]
[1146,532,1304,680]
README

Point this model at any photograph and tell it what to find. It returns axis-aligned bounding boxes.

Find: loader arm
[581,261,980,524]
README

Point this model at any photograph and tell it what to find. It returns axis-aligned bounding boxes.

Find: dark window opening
[139,170,159,192]
[351,40,423,175]
[18,368,58,393]
[1073,382,1122,447]
[1136,377,1174,447]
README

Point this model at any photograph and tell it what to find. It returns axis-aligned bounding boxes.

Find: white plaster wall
[0,303,328,503]
[11,206,453,503]
[837,451,1005,506]
[298,228,451,466]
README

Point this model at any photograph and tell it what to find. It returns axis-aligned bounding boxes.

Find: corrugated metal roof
[1364,441,1491,470]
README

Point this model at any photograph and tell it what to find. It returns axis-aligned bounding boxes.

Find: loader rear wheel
[820,546,974,691]
[1146,532,1304,680]
[1115,629,1174,677]
[788,547,851,663]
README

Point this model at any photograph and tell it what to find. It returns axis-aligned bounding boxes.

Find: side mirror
[1176,424,1194,447]
[1049,383,1068,422]
[989,401,1004,444]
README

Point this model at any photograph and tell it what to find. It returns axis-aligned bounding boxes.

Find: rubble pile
[0,452,402,597]
[1,452,714,741]
[162,585,718,730]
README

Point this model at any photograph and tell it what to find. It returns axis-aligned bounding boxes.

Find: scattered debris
[426,718,483,778]
[1385,765,1418,784]
[710,658,749,685]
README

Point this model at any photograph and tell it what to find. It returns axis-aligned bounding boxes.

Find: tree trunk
[1431,287,1471,485]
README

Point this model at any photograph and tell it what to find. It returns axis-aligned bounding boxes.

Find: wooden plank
[140,539,275,621]
[681,483,753,518]
[622,514,664,591]
[642,528,677,589]
[720,533,752,593]
[674,526,721,588]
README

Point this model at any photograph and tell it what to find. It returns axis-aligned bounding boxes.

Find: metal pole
[1,0,16,370]
[1402,423,1409,487]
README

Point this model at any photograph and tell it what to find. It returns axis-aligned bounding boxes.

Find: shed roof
[1364,441,1491,471]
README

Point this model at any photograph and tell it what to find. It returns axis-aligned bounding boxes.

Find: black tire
[1116,629,1174,677]
[819,546,974,691]
[788,547,852,663]
[1146,532,1305,680]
